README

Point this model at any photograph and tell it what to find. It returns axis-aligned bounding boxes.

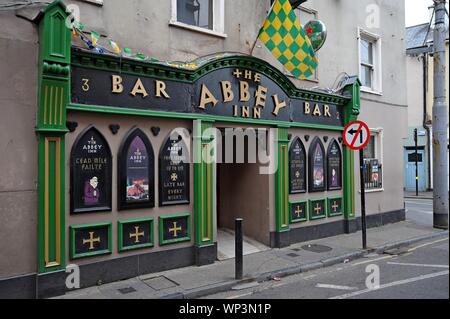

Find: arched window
[159,131,190,206]
[327,139,342,190]
[289,137,307,193]
[118,128,155,210]
[308,137,326,192]
[70,126,112,213]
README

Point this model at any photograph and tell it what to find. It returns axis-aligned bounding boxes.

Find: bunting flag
[70,20,201,69]
[90,31,100,46]
[257,0,318,79]
[108,39,121,54]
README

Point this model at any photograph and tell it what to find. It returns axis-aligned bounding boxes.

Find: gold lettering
[324,104,331,117]
[233,69,242,78]
[253,107,261,119]
[244,70,252,80]
[233,105,239,117]
[220,81,234,102]
[111,75,123,93]
[255,85,268,108]
[155,80,170,98]
[240,81,250,102]
[242,106,250,118]
[304,102,311,114]
[254,73,262,83]
[313,104,321,116]
[199,84,218,109]
[130,78,148,97]
[272,95,286,116]
[82,78,90,92]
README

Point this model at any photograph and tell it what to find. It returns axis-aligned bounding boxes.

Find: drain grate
[301,244,332,253]
[118,287,136,294]
[143,276,178,291]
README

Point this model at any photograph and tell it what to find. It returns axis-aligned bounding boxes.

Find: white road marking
[226,292,252,299]
[316,284,358,291]
[407,237,449,252]
[352,255,393,266]
[387,262,449,269]
[330,270,449,299]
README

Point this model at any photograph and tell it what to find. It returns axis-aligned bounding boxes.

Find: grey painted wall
[0,13,39,278]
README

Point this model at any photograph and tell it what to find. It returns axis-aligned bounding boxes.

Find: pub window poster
[159,133,190,206]
[289,137,306,193]
[308,137,326,192]
[118,128,155,210]
[70,126,112,213]
[327,139,342,190]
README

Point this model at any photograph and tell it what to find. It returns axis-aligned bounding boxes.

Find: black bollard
[235,218,243,280]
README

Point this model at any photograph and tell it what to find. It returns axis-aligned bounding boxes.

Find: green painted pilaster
[342,77,361,222]
[193,120,215,246]
[36,0,70,273]
[275,126,290,232]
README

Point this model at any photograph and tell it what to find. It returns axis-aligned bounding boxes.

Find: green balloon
[304,20,327,51]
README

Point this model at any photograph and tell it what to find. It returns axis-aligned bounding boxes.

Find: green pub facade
[0,0,408,298]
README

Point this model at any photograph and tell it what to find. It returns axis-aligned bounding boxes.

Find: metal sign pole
[414,128,419,196]
[359,148,367,249]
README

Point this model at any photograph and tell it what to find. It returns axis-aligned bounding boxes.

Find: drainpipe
[422,54,432,190]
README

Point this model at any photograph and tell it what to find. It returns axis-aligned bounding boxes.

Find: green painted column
[342,77,361,228]
[274,125,290,247]
[193,120,215,248]
[36,0,70,273]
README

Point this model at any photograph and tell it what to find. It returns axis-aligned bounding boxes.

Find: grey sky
[405,0,449,27]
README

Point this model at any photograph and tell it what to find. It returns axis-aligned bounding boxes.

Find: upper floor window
[358,29,382,94]
[171,0,226,37]
[177,0,213,29]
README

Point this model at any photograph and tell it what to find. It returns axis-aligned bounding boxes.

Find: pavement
[204,236,449,299]
[404,191,433,200]
[54,218,449,299]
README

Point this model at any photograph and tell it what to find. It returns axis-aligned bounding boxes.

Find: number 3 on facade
[82,78,90,92]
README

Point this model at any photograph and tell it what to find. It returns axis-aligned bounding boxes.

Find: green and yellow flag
[258,0,318,79]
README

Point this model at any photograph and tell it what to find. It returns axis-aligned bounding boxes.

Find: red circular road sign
[342,120,371,150]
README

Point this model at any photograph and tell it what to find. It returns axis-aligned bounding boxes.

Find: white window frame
[361,127,384,193]
[170,0,227,38]
[358,28,382,95]
[79,0,103,5]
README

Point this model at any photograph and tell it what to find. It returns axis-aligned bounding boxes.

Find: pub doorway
[216,127,271,260]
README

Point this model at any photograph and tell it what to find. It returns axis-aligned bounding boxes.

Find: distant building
[405,22,449,192]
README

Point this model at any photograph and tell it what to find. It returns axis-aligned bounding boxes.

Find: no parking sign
[342,120,370,249]
[342,120,371,150]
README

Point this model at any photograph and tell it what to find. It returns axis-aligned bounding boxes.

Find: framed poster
[70,126,112,213]
[118,128,155,210]
[159,133,190,206]
[289,137,307,194]
[308,137,326,192]
[327,139,342,190]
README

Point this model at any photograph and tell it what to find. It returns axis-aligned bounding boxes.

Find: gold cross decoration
[332,201,339,212]
[294,205,303,218]
[314,203,322,215]
[129,226,145,243]
[82,231,100,250]
[169,221,182,237]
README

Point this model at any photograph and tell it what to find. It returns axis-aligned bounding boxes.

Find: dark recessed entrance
[216,127,271,260]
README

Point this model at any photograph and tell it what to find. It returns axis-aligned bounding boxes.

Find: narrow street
[405,198,434,226]
[202,235,449,299]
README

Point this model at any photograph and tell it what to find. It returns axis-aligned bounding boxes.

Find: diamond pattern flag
[258,0,318,79]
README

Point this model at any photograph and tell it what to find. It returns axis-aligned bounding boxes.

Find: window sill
[169,21,227,39]
[359,188,384,193]
[361,86,383,96]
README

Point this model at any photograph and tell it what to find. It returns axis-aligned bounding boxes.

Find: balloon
[304,19,327,51]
